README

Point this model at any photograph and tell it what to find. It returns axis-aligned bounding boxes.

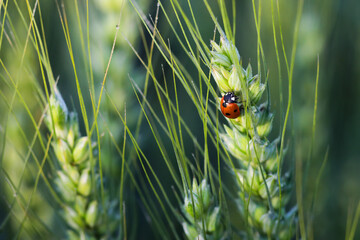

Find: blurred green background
[1,0,360,239]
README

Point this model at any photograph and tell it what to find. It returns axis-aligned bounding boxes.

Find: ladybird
[220,92,241,119]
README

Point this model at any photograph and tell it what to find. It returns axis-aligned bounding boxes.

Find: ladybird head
[223,92,238,104]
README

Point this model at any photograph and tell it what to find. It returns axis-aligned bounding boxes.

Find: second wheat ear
[45,86,120,239]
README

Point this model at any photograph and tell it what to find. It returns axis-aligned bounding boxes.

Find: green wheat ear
[211,36,297,239]
[45,86,119,239]
[182,178,228,240]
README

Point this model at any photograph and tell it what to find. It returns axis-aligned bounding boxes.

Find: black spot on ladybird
[234,109,237,112]
[226,113,230,116]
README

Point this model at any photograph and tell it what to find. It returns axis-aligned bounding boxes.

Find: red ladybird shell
[220,93,241,119]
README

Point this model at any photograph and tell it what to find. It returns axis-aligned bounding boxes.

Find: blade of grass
[348,201,360,240]
[15,134,52,240]
[98,110,172,238]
